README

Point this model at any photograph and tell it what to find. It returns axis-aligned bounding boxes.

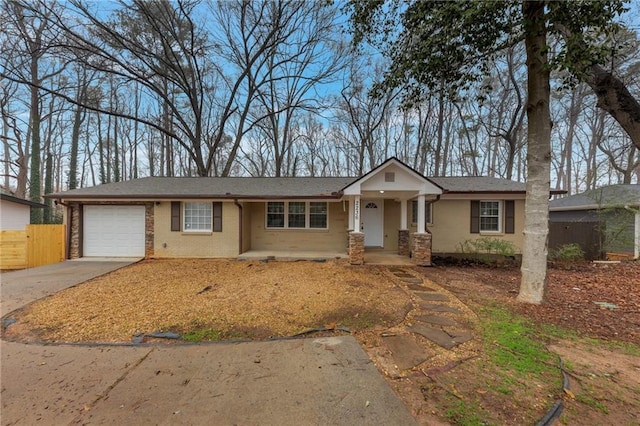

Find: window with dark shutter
[505,200,515,234]
[470,200,480,233]
[213,202,222,232]
[171,202,180,231]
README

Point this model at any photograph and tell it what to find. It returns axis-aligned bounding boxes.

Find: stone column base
[398,229,409,256]
[348,232,365,265]
[69,203,81,259]
[412,232,432,266]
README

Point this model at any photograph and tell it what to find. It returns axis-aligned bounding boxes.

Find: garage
[83,205,145,257]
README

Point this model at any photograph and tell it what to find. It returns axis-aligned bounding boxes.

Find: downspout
[429,194,442,230]
[234,199,243,255]
[54,199,72,260]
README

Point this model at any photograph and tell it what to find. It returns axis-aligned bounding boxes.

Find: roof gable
[342,157,443,195]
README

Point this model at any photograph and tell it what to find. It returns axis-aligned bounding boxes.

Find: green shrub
[459,237,516,256]
[550,243,585,262]
[457,237,516,265]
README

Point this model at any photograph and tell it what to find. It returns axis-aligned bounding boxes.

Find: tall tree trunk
[2,111,10,190]
[518,0,552,305]
[113,116,120,182]
[28,57,42,223]
[434,91,445,176]
[44,152,53,223]
[97,113,106,184]
[68,82,86,189]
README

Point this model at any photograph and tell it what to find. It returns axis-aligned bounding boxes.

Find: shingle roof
[47,175,560,199]
[430,177,528,193]
[47,177,356,200]
[549,184,640,210]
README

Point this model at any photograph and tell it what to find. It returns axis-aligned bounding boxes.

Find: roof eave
[46,193,345,201]
[1,194,47,208]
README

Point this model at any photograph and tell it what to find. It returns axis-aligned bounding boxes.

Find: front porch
[237,248,414,266]
[341,158,442,267]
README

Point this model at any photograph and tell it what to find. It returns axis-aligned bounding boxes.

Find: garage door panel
[84,206,145,257]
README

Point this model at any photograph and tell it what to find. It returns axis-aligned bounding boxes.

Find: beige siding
[153,201,239,258]
[420,199,525,254]
[249,201,348,252]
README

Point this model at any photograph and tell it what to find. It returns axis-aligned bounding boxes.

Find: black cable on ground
[535,355,570,426]
[290,325,351,337]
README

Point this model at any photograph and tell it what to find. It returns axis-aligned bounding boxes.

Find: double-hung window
[309,202,328,228]
[267,202,285,228]
[411,200,433,225]
[288,202,306,228]
[479,201,501,232]
[183,202,212,232]
[471,200,514,234]
[266,201,328,229]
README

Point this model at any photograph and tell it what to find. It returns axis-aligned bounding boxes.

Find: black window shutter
[171,202,180,231]
[470,200,480,233]
[213,202,222,232]
[505,200,515,234]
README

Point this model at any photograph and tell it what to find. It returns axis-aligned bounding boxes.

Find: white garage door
[83,205,145,257]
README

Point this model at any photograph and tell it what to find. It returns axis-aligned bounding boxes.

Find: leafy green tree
[348,0,629,303]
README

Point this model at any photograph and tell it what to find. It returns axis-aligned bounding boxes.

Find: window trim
[265,201,329,230]
[183,202,213,233]
[411,200,433,225]
[479,200,502,233]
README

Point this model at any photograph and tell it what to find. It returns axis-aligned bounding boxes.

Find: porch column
[400,199,407,230]
[411,231,432,266]
[348,196,354,231]
[348,231,365,265]
[417,194,426,233]
[353,195,361,232]
[398,199,409,256]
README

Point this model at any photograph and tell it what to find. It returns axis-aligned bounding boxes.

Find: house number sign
[354,199,360,221]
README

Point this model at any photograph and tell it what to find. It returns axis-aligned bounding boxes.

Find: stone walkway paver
[381,267,477,373]
[382,335,432,370]
[414,292,450,302]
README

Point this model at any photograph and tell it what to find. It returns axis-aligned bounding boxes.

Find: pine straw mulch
[3,258,413,343]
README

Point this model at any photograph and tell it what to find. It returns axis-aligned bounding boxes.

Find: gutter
[234,199,243,255]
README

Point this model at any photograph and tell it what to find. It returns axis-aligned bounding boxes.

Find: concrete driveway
[0,260,416,425]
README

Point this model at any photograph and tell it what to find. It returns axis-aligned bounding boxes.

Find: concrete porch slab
[237,250,347,261]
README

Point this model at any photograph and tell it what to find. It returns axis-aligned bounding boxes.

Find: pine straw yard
[6,259,413,343]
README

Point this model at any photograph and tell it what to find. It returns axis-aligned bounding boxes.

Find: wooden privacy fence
[0,224,65,270]
[549,221,603,260]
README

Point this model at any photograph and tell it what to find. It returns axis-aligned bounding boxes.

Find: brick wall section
[398,230,409,256]
[412,232,432,266]
[69,203,81,259]
[67,201,154,259]
[348,231,365,265]
[144,202,154,257]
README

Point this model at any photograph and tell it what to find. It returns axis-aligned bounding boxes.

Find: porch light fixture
[379,190,385,194]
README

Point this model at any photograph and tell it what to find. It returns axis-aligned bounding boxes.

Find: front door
[361,200,383,247]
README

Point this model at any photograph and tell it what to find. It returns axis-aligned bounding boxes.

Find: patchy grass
[480,305,556,378]
[443,398,485,426]
[182,328,223,342]
[425,306,562,425]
